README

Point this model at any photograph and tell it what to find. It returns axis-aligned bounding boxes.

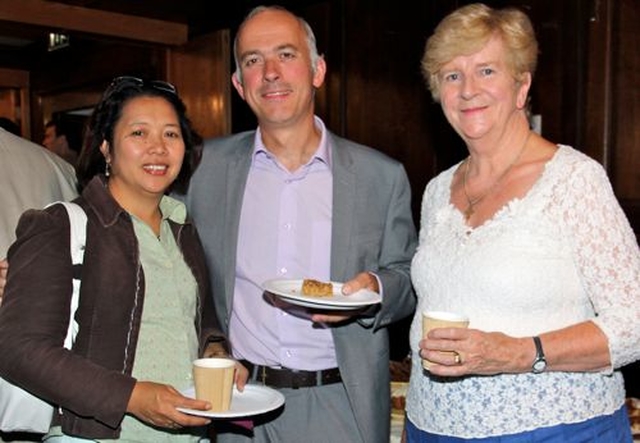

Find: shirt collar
[159,195,187,223]
[252,116,331,168]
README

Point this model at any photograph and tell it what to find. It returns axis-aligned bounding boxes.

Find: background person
[0,119,78,443]
[0,76,246,441]
[42,115,84,167]
[0,127,77,259]
[182,5,417,443]
[406,3,639,442]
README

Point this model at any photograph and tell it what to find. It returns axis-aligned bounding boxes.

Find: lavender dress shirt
[230,118,337,370]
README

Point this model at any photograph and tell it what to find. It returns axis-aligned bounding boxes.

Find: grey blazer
[183,130,417,443]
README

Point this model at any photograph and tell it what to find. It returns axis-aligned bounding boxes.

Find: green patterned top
[47,196,206,442]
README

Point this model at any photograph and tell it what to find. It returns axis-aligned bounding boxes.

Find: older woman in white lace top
[405,3,640,442]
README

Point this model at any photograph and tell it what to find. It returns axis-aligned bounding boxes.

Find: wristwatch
[531,336,547,373]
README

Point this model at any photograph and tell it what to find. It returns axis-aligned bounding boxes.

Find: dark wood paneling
[340,0,438,223]
[0,0,188,45]
[166,30,232,139]
[27,41,165,142]
[610,0,640,201]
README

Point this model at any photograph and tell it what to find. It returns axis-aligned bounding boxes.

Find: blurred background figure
[42,114,85,167]
[0,123,77,443]
[0,125,78,262]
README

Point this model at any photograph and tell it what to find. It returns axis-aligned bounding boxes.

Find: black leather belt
[240,359,342,389]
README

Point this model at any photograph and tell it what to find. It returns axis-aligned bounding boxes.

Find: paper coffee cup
[192,357,235,412]
[421,311,469,370]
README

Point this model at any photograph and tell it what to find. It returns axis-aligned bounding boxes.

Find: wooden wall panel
[28,41,166,143]
[584,0,613,167]
[0,0,188,45]
[304,1,339,134]
[582,0,639,236]
[611,0,640,201]
[0,67,28,88]
[337,0,442,223]
[165,30,232,139]
[0,68,30,137]
[526,0,584,147]
[0,89,24,135]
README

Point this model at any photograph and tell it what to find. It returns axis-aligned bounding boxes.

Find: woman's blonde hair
[421,3,538,102]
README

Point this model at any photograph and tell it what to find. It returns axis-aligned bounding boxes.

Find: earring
[105,161,111,177]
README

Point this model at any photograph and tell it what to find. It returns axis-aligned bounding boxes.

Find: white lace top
[406,145,640,438]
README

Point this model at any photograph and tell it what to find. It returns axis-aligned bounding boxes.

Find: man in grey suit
[183,6,417,443]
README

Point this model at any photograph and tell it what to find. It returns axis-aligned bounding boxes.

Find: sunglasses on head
[105,76,177,96]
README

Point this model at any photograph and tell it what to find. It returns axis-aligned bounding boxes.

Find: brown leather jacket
[0,175,223,438]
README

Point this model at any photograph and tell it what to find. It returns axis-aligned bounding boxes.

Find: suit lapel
[222,139,254,312]
[330,136,356,282]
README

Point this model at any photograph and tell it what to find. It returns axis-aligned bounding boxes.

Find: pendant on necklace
[464,205,474,221]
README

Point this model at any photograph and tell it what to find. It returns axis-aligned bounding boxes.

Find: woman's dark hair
[76,76,202,194]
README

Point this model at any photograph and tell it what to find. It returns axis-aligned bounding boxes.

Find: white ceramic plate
[177,385,284,418]
[262,279,382,310]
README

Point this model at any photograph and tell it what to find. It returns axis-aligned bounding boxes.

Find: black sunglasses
[106,76,178,96]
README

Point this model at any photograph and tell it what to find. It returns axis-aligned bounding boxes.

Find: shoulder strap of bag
[46,201,87,349]
[59,202,87,267]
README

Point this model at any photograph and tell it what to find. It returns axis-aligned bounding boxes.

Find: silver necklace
[462,131,532,221]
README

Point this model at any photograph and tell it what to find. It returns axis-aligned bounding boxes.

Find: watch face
[533,359,547,373]
[532,336,546,373]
